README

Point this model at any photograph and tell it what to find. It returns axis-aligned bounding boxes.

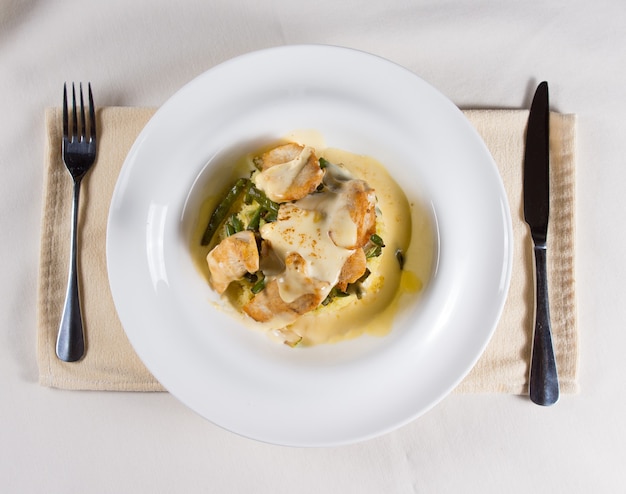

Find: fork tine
[71,83,78,142]
[79,82,86,142]
[88,82,96,143]
[62,82,68,140]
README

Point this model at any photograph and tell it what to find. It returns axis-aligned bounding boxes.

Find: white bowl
[107,45,512,447]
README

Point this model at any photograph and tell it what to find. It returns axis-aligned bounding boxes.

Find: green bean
[251,274,266,294]
[245,185,279,216]
[319,157,331,169]
[263,208,278,223]
[247,207,263,231]
[201,178,250,246]
[370,233,385,247]
[224,222,236,237]
[230,214,244,233]
[321,287,349,306]
[352,269,372,300]
[365,234,385,259]
[365,245,382,259]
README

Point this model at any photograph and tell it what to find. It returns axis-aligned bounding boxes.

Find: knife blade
[523,81,559,406]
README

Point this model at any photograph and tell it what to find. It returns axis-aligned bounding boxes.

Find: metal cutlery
[523,81,559,405]
[56,82,97,362]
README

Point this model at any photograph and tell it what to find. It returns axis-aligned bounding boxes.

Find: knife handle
[529,245,559,406]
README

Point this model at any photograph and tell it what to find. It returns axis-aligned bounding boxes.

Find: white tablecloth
[2,1,624,492]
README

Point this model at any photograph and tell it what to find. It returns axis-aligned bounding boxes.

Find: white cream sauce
[258,165,360,304]
[253,145,314,202]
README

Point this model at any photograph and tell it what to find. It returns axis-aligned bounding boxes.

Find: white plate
[107,45,512,447]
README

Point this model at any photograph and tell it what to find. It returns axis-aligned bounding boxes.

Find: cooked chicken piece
[329,179,377,249]
[206,230,259,294]
[253,143,324,202]
[254,143,305,169]
[335,248,367,292]
[242,279,320,324]
[243,252,326,323]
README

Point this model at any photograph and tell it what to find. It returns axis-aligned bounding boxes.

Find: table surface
[2,1,624,492]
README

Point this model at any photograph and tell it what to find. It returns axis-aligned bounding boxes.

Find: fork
[56,82,97,362]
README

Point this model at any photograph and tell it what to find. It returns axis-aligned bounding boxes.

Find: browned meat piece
[206,230,259,294]
[335,248,367,292]
[242,252,326,323]
[253,143,324,202]
[242,279,321,324]
[329,179,377,249]
[255,143,304,170]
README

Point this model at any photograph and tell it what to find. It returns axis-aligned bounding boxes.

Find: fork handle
[529,245,559,406]
[56,179,85,362]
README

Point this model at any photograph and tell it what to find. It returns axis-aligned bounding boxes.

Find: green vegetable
[200,179,281,247]
[245,185,279,216]
[370,233,384,247]
[247,207,263,231]
[223,214,244,237]
[365,233,385,259]
[395,249,405,269]
[365,245,382,259]
[224,222,236,237]
[244,184,281,229]
[321,287,349,306]
[201,178,251,246]
[319,157,331,169]
[230,214,244,232]
[251,273,266,294]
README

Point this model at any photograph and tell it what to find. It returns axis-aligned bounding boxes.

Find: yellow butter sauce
[190,133,435,346]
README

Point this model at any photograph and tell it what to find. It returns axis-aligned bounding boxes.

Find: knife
[523,81,559,406]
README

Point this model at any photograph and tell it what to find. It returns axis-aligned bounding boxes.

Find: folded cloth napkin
[37,107,578,394]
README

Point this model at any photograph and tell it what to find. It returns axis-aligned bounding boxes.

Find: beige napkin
[37,107,578,394]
